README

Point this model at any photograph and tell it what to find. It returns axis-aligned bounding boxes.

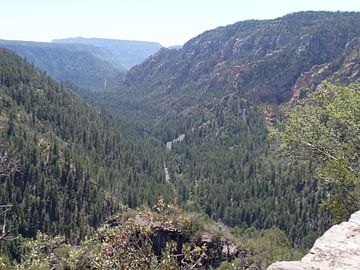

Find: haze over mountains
[0,10,359,269]
[53,37,162,69]
[0,37,162,90]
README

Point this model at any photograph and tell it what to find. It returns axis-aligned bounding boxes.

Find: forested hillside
[163,95,330,245]
[0,10,359,270]
[0,48,173,245]
[0,40,125,91]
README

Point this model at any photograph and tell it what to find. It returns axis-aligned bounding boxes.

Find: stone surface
[268,211,360,270]
[267,261,316,270]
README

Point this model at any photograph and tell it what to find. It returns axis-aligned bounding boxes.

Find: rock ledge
[268,211,360,270]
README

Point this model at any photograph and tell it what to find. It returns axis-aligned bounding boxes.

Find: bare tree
[0,149,20,240]
[0,204,16,241]
[0,151,20,177]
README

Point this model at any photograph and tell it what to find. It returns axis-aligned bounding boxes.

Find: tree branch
[300,140,360,179]
[0,151,20,177]
[0,204,16,241]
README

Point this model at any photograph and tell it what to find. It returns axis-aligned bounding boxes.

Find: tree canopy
[277,83,360,221]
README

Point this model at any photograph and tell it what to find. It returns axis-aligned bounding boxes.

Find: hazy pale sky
[0,0,359,46]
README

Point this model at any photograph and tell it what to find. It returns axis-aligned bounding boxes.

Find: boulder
[268,211,360,270]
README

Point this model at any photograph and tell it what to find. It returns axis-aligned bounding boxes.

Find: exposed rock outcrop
[124,12,360,111]
[268,211,360,270]
[106,211,254,269]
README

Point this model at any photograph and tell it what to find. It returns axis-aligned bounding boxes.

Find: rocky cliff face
[124,12,360,110]
[268,210,360,270]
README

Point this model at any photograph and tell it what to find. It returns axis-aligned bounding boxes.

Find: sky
[0,0,359,47]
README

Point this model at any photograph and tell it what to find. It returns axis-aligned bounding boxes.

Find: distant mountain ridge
[123,11,360,109]
[52,37,162,69]
[0,39,125,90]
[0,37,163,91]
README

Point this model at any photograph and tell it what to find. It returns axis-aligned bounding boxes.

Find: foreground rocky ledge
[268,211,360,270]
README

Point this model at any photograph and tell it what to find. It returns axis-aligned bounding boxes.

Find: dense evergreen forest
[0,48,173,246]
[82,86,330,248]
[0,10,359,270]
